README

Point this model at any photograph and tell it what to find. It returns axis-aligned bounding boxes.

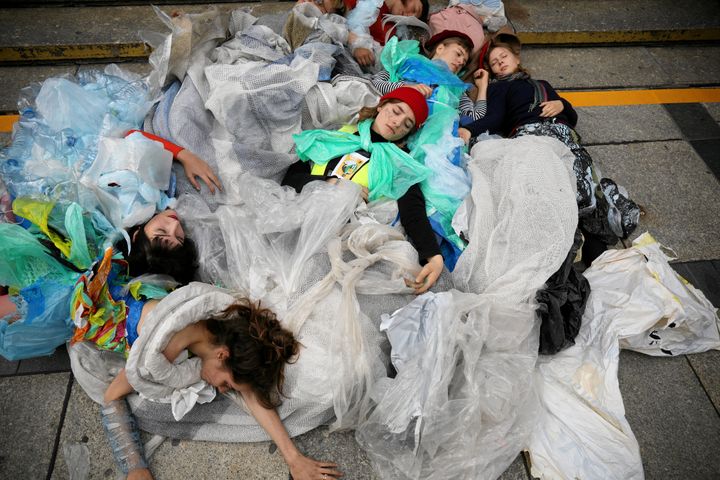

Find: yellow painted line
[558,88,720,107]
[1,88,719,133]
[0,43,148,63]
[1,28,719,63]
[518,28,720,45]
[0,115,19,133]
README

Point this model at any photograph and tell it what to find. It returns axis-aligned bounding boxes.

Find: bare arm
[238,385,343,479]
[104,369,134,404]
[103,300,159,404]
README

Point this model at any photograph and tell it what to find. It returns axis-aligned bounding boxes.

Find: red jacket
[344,0,393,45]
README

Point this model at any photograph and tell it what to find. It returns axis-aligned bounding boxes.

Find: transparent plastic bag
[357,291,540,479]
[80,133,175,229]
[63,442,90,480]
[0,67,154,207]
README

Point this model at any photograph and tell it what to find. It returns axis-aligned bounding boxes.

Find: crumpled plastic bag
[63,442,90,480]
[529,232,719,479]
[358,290,540,480]
[536,228,589,355]
[80,132,175,229]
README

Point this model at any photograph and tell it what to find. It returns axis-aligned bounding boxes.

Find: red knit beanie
[379,87,429,127]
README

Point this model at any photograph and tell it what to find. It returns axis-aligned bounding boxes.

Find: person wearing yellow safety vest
[282,86,444,294]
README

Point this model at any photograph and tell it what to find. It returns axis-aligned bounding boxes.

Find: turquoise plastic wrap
[293,119,431,202]
[380,37,471,269]
[0,223,81,360]
[0,200,104,360]
[0,223,72,288]
[381,37,469,90]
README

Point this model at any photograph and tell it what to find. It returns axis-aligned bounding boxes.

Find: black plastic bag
[536,229,590,355]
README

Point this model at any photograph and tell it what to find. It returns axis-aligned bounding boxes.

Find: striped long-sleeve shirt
[371,69,487,121]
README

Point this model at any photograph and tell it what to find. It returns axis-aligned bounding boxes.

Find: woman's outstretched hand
[458,127,472,145]
[176,149,223,194]
[539,100,564,118]
[406,254,444,294]
[288,452,343,480]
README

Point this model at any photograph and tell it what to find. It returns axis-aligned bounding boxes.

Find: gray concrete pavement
[618,351,720,479]
[0,373,70,479]
[506,0,720,31]
[587,139,720,260]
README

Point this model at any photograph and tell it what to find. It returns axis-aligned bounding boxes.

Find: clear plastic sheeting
[355,135,579,479]
[346,0,384,51]
[529,232,719,479]
[146,8,372,187]
[63,441,90,480]
[359,291,540,480]
[284,3,350,51]
[178,175,362,306]
[80,132,175,228]
[1,68,152,202]
[453,136,579,296]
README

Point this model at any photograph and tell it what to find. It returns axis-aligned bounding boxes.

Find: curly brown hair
[205,300,299,409]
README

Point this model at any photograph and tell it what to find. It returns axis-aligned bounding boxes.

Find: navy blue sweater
[463,78,578,138]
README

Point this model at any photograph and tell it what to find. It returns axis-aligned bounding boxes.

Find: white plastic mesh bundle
[355,135,579,479]
[453,136,579,298]
[149,10,375,185]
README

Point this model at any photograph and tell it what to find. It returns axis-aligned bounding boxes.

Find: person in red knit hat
[283,86,444,293]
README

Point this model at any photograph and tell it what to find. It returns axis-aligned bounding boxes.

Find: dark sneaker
[600,178,640,239]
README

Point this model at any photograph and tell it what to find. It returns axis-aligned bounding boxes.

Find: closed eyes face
[488,47,520,76]
[372,100,417,142]
[433,42,470,73]
[200,353,243,394]
[143,209,185,249]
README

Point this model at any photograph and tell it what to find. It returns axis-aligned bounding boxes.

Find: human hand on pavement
[288,453,343,480]
[127,468,154,480]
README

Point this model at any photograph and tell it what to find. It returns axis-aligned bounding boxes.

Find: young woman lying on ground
[103,299,342,480]
[282,86,444,293]
[459,34,641,264]
[0,132,220,360]
[371,30,489,121]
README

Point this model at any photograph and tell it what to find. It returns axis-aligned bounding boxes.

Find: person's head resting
[486,33,524,78]
[120,209,198,285]
[425,30,474,74]
[201,300,300,409]
[387,0,430,22]
[359,86,429,142]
